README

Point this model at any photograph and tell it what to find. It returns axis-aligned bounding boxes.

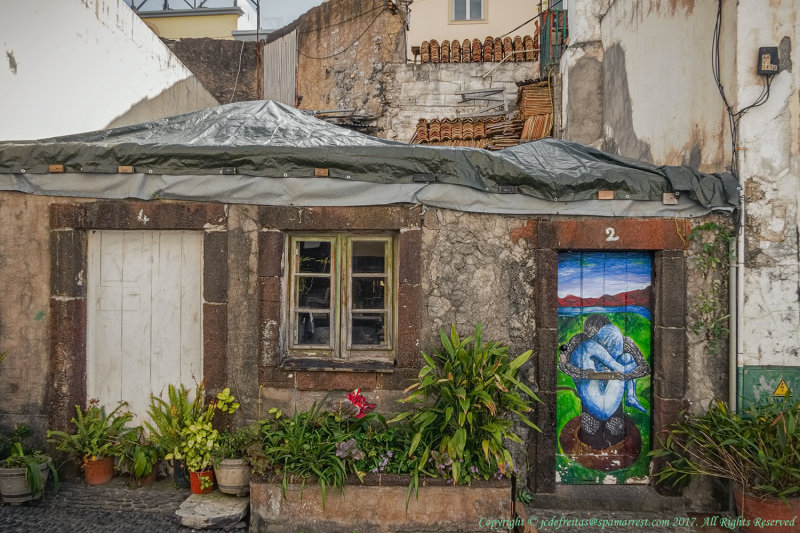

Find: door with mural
[556,251,652,484]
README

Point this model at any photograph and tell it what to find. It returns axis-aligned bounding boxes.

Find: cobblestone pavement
[0,477,192,532]
[0,477,738,533]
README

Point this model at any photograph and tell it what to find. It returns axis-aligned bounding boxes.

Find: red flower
[345,388,376,418]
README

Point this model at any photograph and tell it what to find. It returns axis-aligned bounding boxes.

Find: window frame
[451,0,485,22]
[285,233,396,363]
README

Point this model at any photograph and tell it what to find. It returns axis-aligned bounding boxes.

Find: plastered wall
[0,0,218,140]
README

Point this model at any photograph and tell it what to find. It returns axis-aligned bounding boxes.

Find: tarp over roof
[0,100,738,215]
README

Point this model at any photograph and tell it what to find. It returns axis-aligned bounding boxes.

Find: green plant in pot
[145,383,199,488]
[390,323,540,500]
[120,427,160,487]
[213,423,258,496]
[164,385,240,494]
[0,424,58,504]
[48,400,135,485]
[651,397,800,533]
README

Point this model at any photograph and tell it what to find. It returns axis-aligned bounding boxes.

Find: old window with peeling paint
[287,234,395,363]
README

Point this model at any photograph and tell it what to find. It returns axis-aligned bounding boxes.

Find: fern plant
[48,400,135,464]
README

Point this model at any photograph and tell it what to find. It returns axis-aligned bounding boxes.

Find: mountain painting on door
[556,251,652,484]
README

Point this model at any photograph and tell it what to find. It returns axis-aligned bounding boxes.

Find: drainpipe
[729,223,739,412]
[733,179,745,412]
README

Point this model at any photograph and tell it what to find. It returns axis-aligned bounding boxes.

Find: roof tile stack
[451,40,460,63]
[416,34,539,64]
[411,116,512,149]
[517,80,553,141]
[410,81,554,150]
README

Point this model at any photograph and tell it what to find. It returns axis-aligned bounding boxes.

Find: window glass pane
[296,312,331,345]
[352,277,385,309]
[297,277,330,308]
[297,241,332,273]
[454,0,466,20]
[352,240,385,273]
[351,313,386,345]
[469,0,482,19]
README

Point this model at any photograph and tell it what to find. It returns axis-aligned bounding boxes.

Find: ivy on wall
[687,222,733,355]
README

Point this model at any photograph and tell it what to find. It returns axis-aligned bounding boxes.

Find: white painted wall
[0,0,218,140]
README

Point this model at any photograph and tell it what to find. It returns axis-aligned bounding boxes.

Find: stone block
[50,230,87,298]
[203,231,228,303]
[258,231,284,277]
[398,229,422,284]
[396,281,423,368]
[535,327,558,392]
[203,303,227,391]
[653,326,687,398]
[538,219,690,250]
[49,297,87,432]
[176,492,248,530]
[654,253,687,328]
[260,206,419,231]
[250,480,511,533]
[535,249,558,330]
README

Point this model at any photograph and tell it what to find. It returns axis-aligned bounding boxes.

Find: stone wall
[293,0,406,123]
[0,193,728,507]
[384,62,539,141]
[163,38,262,104]
[281,0,541,141]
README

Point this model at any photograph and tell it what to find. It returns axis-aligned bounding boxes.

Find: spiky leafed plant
[391,323,540,497]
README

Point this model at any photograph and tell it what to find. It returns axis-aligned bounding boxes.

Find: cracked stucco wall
[561,0,729,171]
[421,208,538,487]
[737,0,800,372]
[0,193,52,444]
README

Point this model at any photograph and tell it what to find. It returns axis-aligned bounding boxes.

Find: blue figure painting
[556,252,652,482]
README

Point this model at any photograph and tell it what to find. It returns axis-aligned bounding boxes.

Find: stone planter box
[250,475,512,533]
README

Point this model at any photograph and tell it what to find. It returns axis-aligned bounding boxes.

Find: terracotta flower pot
[189,469,214,494]
[734,488,800,533]
[83,456,114,485]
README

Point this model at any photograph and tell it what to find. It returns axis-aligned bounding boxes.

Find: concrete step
[176,491,249,530]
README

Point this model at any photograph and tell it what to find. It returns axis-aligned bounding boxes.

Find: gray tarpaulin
[0,100,739,216]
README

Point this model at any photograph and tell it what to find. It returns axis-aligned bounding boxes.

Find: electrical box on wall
[757,47,779,75]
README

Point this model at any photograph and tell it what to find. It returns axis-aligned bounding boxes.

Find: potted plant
[164,385,239,494]
[211,387,254,496]
[213,423,257,496]
[120,427,160,487]
[48,399,134,485]
[145,383,200,488]
[652,397,800,533]
[0,424,58,504]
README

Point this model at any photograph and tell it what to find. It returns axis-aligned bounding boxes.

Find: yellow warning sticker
[773,379,790,397]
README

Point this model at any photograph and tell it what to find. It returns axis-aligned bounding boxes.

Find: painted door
[87,231,203,424]
[556,251,652,484]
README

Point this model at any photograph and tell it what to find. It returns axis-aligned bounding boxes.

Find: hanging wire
[299,7,390,60]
